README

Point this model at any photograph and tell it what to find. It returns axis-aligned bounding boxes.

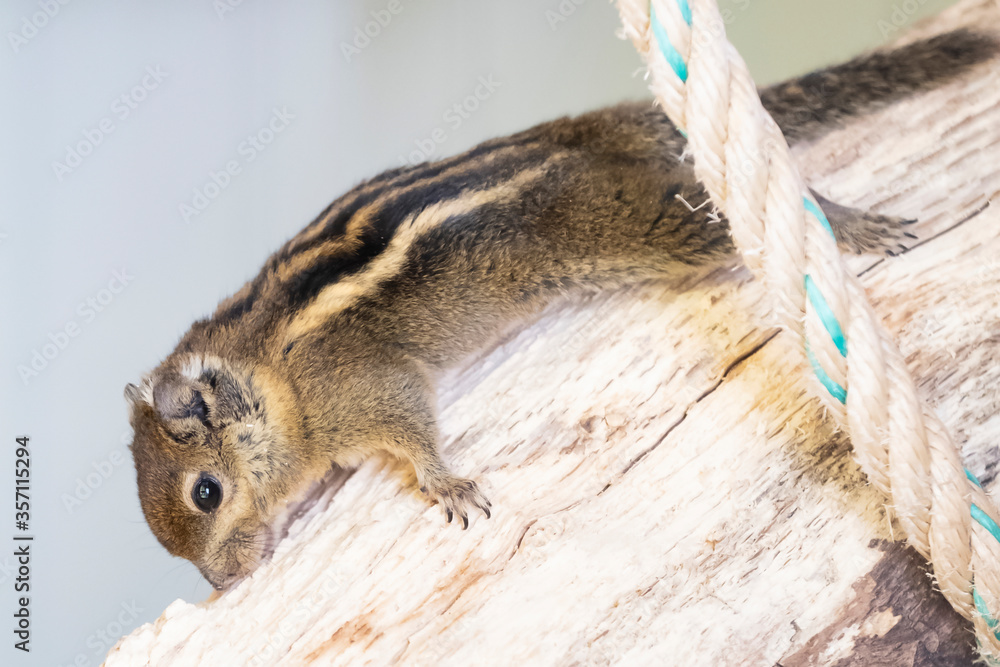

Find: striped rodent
[125,30,997,591]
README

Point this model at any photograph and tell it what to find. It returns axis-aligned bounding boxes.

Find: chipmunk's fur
[126,30,997,590]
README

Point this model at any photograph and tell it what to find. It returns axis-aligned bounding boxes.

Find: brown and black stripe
[181,29,998,370]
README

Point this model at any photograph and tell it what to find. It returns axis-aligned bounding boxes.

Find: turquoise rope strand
[650,5,688,82]
[804,196,835,238]
[966,470,1000,639]
[804,274,847,357]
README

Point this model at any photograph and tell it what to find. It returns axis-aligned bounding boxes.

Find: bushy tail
[761,29,998,143]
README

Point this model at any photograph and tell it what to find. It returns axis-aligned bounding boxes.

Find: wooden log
[105,2,1000,664]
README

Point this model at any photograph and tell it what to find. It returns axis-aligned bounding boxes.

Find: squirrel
[125,30,997,591]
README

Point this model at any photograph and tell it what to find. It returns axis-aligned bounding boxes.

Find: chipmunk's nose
[200,567,242,591]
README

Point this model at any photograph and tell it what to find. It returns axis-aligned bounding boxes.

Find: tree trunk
[106,2,1000,665]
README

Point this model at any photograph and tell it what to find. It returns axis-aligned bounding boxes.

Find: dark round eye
[191,475,222,513]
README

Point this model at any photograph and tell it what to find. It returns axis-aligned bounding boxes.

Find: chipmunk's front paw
[421,475,491,529]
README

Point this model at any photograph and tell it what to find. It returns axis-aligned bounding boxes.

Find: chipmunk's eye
[192,475,222,513]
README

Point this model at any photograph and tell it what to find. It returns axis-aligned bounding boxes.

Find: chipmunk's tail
[761,28,999,144]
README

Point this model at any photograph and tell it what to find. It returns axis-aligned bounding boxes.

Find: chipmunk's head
[125,356,305,590]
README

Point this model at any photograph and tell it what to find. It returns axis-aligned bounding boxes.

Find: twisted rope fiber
[615,0,1000,657]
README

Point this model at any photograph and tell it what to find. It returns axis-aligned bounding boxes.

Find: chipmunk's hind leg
[812,189,917,256]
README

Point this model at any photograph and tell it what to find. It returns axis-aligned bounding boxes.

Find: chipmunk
[126,30,997,591]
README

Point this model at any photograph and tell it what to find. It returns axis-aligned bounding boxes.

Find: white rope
[615,0,1000,658]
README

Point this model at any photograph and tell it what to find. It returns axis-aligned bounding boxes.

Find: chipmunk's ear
[124,382,144,408]
[143,356,254,430]
[124,380,156,422]
[151,373,209,424]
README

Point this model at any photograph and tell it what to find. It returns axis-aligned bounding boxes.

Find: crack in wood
[611,328,782,483]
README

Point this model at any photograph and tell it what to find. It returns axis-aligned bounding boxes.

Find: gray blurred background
[0,0,954,664]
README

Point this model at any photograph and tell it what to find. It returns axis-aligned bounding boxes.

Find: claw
[423,476,491,529]
[900,218,919,225]
[903,232,918,239]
